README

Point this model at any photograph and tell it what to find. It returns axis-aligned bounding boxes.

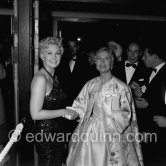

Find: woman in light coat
[66,47,143,166]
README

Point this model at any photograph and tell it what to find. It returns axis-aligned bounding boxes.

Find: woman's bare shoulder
[31,70,47,89]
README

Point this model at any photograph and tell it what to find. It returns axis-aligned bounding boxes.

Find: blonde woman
[66,47,143,166]
[30,37,78,166]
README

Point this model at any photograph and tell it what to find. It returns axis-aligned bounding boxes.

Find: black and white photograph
[0,0,166,166]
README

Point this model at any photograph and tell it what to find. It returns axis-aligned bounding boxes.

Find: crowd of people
[29,35,166,166]
[0,34,166,166]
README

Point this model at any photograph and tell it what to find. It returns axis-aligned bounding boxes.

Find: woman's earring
[110,64,113,70]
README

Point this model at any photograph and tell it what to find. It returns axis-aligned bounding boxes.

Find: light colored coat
[67,76,143,166]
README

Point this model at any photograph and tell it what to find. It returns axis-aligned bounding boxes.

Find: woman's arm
[30,74,77,120]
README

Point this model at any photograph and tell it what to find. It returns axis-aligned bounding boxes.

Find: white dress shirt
[125,60,138,84]
[69,56,77,72]
[149,62,166,83]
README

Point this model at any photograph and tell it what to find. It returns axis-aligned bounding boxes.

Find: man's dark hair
[144,40,166,61]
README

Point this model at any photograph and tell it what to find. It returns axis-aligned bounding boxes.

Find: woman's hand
[153,116,166,127]
[63,109,79,120]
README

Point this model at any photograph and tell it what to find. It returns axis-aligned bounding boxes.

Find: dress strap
[43,66,54,79]
[43,66,59,83]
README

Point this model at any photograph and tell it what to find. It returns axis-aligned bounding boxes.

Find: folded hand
[63,109,79,120]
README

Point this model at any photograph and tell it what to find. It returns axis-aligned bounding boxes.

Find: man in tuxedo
[112,42,148,86]
[112,41,151,136]
[57,39,90,105]
[135,41,166,165]
[56,39,91,140]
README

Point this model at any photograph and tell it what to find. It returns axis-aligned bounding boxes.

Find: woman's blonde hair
[95,47,112,57]
[95,47,117,69]
[39,37,64,56]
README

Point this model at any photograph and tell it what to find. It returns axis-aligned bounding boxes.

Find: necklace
[43,66,54,79]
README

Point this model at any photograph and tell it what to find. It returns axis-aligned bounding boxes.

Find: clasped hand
[63,108,79,120]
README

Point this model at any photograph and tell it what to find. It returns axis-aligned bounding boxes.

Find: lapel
[71,59,77,74]
[123,60,138,84]
[144,65,166,117]
[124,60,140,84]
[146,64,166,94]
[129,61,141,84]
[70,56,80,75]
[68,59,77,75]
[149,64,166,85]
[130,64,138,82]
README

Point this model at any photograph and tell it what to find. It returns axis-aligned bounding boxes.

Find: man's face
[68,41,78,56]
[142,48,155,68]
[127,43,141,64]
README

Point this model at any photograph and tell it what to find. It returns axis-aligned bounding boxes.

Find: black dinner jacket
[142,64,166,138]
[112,59,149,86]
[56,52,91,105]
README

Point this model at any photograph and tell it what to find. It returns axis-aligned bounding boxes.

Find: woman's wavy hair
[95,46,118,69]
[39,37,64,57]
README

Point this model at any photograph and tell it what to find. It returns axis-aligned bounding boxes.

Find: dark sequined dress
[33,74,67,166]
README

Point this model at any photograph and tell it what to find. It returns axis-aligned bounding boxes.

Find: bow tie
[71,59,76,61]
[125,63,137,68]
[151,68,157,73]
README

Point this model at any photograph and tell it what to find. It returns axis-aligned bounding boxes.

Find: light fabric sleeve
[67,79,95,119]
